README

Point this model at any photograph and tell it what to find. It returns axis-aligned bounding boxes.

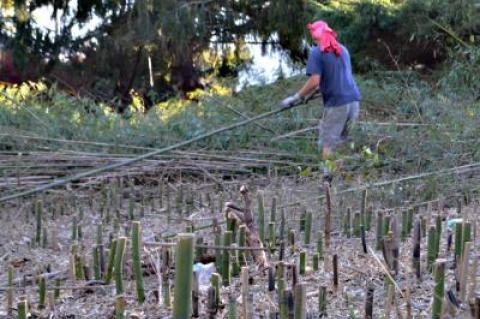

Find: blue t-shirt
[306,45,361,107]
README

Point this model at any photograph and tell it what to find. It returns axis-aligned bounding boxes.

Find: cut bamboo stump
[17,297,28,319]
[241,267,252,319]
[173,233,195,319]
[299,251,306,275]
[376,211,384,250]
[412,219,421,280]
[332,254,338,290]
[277,262,287,319]
[7,266,13,316]
[105,239,117,284]
[324,183,332,249]
[459,241,472,302]
[468,253,478,301]
[192,272,200,318]
[257,191,265,243]
[223,231,232,286]
[115,294,126,319]
[361,225,367,254]
[114,237,127,295]
[427,226,437,273]
[131,221,145,304]
[294,283,306,319]
[228,293,237,319]
[365,282,374,319]
[210,273,221,308]
[207,286,217,319]
[319,285,327,317]
[432,259,446,319]
[38,276,46,309]
[304,211,312,245]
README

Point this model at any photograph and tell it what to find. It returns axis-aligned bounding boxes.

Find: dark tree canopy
[1,0,478,110]
[0,0,309,110]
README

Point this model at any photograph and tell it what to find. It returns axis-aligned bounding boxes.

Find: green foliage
[306,0,479,69]
[1,62,478,206]
[2,0,307,103]
[438,47,480,98]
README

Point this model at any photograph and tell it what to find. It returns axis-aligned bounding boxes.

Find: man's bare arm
[297,74,320,98]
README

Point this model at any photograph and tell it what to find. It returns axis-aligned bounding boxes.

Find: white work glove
[280,93,301,109]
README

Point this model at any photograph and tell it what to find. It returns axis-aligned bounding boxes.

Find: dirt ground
[0,174,478,318]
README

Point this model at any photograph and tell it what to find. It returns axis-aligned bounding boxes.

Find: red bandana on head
[307,20,342,57]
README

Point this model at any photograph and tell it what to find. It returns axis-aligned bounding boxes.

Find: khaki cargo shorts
[318,101,360,149]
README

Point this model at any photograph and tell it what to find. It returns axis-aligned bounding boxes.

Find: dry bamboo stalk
[368,246,405,298]
[0,105,305,203]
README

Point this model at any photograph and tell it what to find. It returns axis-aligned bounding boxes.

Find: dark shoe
[322,172,333,186]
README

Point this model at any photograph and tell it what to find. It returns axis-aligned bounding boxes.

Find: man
[280,20,361,183]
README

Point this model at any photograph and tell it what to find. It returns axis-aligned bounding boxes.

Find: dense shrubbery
[1,53,478,182]
[438,47,480,98]
[307,0,479,70]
